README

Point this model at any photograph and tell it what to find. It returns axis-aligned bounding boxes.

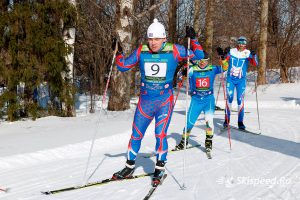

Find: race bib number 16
[196,77,210,89]
[145,62,167,81]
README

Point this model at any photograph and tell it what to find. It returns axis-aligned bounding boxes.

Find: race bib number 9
[145,62,167,82]
[196,77,210,90]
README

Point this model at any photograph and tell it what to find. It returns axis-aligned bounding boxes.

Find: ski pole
[102,40,118,109]
[254,72,262,134]
[220,60,232,150]
[182,37,190,190]
[82,41,118,185]
[174,78,184,106]
[215,80,222,110]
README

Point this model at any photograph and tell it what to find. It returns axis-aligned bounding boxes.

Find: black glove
[250,50,256,56]
[216,47,225,59]
[181,67,187,77]
[185,26,196,39]
[224,46,231,55]
[216,47,224,55]
[111,38,123,54]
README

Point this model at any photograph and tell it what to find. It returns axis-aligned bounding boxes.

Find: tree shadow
[281,97,300,106]
[104,152,155,174]
[173,109,300,159]
[213,118,300,159]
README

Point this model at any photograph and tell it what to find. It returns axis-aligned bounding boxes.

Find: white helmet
[147,18,166,38]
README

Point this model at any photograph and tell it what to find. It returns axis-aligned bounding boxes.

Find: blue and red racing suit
[116,40,204,161]
[184,63,223,138]
[224,48,258,123]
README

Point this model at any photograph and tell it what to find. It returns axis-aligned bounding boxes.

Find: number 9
[151,64,160,75]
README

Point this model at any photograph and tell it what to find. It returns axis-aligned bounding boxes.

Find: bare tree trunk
[108,0,133,111]
[204,0,214,57]
[257,0,268,85]
[193,0,201,38]
[150,0,155,22]
[280,63,289,83]
[62,0,77,116]
[168,0,177,43]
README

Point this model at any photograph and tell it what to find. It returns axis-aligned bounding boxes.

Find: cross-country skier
[218,36,258,130]
[111,19,204,186]
[174,52,227,155]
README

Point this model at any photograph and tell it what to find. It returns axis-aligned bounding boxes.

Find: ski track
[1,83,300,200]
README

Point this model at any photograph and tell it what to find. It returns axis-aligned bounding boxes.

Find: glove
[216,47,225,59]
[185,26,196,39]
[224,46,230,55]
[181,67,187,77]
[111,38,123,54]
[250,50,256,56]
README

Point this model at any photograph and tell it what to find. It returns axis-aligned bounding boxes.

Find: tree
[108,0,134,111]
[258,0,268,85]
[0,0,77,121]
[204,0,214,57]
[168,0,177,43]
[193,0,202,38]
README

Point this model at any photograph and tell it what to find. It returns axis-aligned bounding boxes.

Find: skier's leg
[224,79,234,126]
[204,96,215,150]
[128,97,155,160]
[154,91,174,161]
[175,96,203,149]
[237,79,246,129]
[113,97,155,179]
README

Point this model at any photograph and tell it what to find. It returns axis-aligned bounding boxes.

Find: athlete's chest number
[196,77,210,88]
[151,64,160,75]
[145,62,167,78]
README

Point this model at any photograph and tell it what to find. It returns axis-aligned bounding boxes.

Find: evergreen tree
[0,0,76,121]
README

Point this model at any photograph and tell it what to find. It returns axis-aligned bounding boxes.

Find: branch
[134,0,169,19]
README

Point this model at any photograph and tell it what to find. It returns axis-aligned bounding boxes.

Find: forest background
[0,0,299,121]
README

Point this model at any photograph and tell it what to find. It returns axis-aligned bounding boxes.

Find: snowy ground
[0,78,300,200]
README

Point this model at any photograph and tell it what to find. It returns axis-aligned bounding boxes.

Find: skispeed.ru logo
[216,176,297,188]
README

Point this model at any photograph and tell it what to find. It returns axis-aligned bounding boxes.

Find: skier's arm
[248,51,258,67]
[214,65,226,75]
[220,54,230,71]
[190,39,204,60]
[173,42,204,62]
[116,45,142,72]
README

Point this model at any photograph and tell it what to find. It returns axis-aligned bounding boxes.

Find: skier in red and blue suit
[112,18,204,186]
[222,36,258,130]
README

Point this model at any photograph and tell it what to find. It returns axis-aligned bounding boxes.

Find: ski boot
[112,160,135,180]
[152,161,166,187]
[238,121,246,130]
[205,136,213,159]
[174,131,190,150]
[174,138,188,150]
[223,120,230,128]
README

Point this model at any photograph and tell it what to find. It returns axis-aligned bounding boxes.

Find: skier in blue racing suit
[221,36,258,130]
[112,19,204,186]
[174,52,227,154]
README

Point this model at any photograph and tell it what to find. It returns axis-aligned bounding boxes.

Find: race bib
[230,66,242,78]
[144,62,167,82]
[196,77,210,90]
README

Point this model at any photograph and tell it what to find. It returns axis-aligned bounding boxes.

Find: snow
[1,78,300,200]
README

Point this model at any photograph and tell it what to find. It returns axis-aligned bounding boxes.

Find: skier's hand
[224,46,231,55]
[182,67,187,77]
[250,50,256,56]
[112,38,123,54]
[185,26,196,39]
[216,47,224,59]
